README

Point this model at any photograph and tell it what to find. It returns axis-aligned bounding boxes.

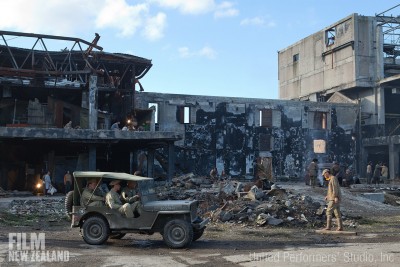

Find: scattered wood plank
[315,229,357,235]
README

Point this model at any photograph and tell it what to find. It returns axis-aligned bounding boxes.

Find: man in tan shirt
[81,179,105,207]
[322,169,343,231]
[106,180,137,218]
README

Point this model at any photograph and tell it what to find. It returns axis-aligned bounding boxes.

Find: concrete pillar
[168,143,175,182]
[150,107,156,132]
[129,151,134,174]
[88,145,96,171]
[360,144,368,178]
[147,148,155,178]
[48,150,55,178]
[388,138,399,180]
[376,85,385,127]
[89,75,98,130]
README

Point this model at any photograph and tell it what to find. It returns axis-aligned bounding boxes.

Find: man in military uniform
[106,180,140,218]
[81,179,105,207]
[322,169,343,231]
[307,158,318,187]
[121,181,141,203]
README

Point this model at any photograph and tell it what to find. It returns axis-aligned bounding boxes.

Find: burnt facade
[0,31,180,191]
[136,92,358,181]
[278,6,400,179]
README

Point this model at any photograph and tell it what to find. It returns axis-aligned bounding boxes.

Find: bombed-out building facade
[0,30,359,192]
[0,31,180,191]
[278,6,400,180]
[135,92,357,181]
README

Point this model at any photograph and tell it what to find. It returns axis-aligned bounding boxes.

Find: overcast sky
[1,0,400,99]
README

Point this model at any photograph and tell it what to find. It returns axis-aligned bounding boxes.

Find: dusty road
[0,183,399,266]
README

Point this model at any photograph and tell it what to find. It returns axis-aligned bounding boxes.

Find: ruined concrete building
[278,5,400,180]
[0,29,359,192]
[136,92,357,180]
[0,31,180,191]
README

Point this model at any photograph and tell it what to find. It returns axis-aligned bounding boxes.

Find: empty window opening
[184,106,190,123]
[178,106,190,124]
[148,103,158,124]
[260,109,272,127]
[326,27,336,46]
[293,53,299,62]
[314,112,327,129]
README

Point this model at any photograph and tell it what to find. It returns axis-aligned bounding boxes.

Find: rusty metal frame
[0,30,152,90]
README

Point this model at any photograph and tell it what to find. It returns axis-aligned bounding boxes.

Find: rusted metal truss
[376,4,400,53]
[0,30,152,90]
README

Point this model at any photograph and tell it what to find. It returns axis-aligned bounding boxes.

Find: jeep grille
[190,201,197,221]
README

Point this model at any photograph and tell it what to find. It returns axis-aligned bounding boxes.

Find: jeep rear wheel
[193,228,204,241]
[64,191,73,220]
[163,219,193,248]
[82,216,110,245]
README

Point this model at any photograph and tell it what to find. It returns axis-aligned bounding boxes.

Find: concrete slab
[361,192,385,203]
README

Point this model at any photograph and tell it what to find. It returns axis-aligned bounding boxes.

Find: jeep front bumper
[193,217,209,230]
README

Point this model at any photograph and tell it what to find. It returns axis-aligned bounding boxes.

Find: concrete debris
[222,183,236,195]
[153,176,333,228]
[256,213,269,226]
[5,198,66,222]
[246,185,264,201]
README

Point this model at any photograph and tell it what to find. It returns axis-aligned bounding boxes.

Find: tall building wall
[279,14,378,100]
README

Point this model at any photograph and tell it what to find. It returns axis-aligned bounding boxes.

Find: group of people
[366,161,389,185]
[41,170,72,196]
[80,178,141,218]
[110,117,146,132]
[307,159,357,187]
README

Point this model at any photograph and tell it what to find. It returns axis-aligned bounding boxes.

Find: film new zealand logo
[8,233,69,262]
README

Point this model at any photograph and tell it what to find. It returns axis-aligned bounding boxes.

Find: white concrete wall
[279,14,377,100]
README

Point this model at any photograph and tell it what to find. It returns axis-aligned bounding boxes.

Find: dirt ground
[0,183,399,267]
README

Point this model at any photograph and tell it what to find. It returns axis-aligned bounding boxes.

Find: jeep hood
[142,200,197,212]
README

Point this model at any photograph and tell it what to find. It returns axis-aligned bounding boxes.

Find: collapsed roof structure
[0,30,181,191]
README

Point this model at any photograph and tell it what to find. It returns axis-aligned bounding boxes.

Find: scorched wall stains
[136,93,358,181]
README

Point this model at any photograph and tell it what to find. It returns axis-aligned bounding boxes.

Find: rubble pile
[0,187,7,197]
[155,174,331,228]
[7,198,66,222]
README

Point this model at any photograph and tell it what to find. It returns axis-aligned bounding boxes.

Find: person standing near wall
[381,163,389,184]
[366,162,372,184]
[308,158,319,187]
[44,171,51,196]
[372,162,381,186]
[64,171,72,194]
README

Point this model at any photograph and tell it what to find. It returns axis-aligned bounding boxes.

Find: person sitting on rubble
[342,168,353,187]
[106,180,140,218]
[110,121,120,130]
[81,179,105,207]
[121,181,141,216]
[210,167,218,180]
[64,121,72,129]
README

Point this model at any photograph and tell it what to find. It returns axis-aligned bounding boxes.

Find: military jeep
[68,171,208,248]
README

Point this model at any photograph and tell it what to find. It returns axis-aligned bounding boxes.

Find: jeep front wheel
[163,219,193,248]
[193,228,204,241]
[82,216,110,245]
